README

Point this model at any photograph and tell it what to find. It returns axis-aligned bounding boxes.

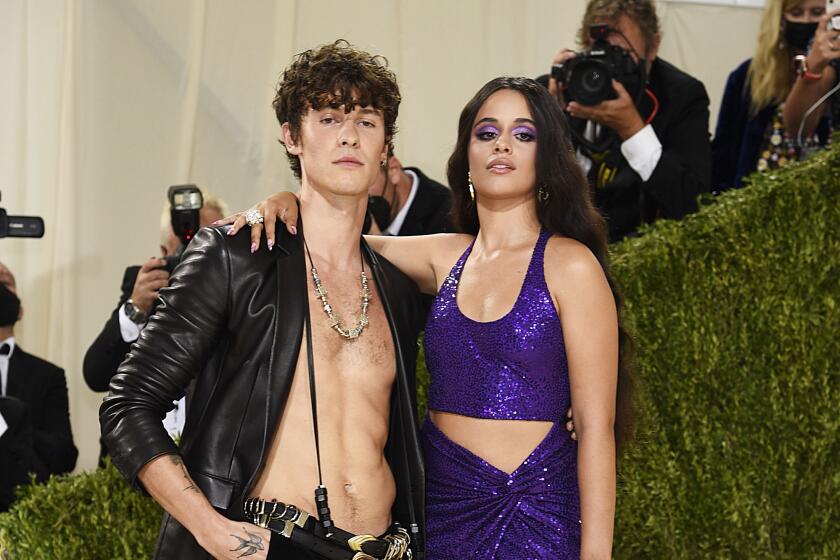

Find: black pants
[268,534,328,560]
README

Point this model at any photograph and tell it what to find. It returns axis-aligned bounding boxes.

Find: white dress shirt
[383,169,420,236]
[575,122,663,182]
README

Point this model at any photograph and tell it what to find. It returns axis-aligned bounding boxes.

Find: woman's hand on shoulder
[213,191,300,253]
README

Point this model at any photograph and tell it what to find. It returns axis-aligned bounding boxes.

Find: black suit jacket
[83,266,140,393]
[0,347,78,510]
[540,57,712,241]
[592,58,711,241]
[100,224,427,559]
[397,167,453,236]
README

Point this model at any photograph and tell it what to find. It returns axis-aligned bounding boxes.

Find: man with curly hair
[101,40,425,560]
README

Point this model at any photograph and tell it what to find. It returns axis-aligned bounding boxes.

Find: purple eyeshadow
[512,125,537,138]
[476,125,500,136]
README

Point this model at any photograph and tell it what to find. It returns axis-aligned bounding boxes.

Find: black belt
[244,497,411,560]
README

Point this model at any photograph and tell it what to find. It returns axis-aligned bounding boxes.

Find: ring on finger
[245,208,264,227]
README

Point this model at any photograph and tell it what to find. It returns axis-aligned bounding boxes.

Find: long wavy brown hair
[447,77,636,448]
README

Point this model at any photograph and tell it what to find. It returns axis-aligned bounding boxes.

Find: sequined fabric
[422,230,580,559]
[422,417,580,559]
[424,229,570,421]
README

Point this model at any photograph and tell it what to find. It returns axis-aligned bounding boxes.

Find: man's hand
[567,80,646,141]
[215,192,300,253]
[547,48,577,109]
[196,517,271,560]
[130,257,170,315]
[566,407,578,441]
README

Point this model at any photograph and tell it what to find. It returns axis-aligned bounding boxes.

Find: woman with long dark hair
[227,76,633,559]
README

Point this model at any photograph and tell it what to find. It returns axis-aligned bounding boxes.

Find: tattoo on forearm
[230,527,265,557]
[168,454,200,494]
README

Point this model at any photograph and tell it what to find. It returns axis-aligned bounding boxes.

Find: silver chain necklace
[303,237,371,340]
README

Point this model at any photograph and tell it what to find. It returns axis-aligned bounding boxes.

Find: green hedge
[608,141,840,558]
[0,461,161,559]
[1,141,837,558]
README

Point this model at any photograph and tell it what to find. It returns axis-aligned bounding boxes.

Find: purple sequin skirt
[421,416,580,560]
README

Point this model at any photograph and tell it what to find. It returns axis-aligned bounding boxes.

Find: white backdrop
[0,0,762,472]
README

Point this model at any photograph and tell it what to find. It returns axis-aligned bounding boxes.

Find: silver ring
[245,208,264,227]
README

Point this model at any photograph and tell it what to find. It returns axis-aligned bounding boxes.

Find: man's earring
[538,185,550,202]
[467,171,476,202]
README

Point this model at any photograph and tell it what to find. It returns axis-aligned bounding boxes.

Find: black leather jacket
[100,224,426,559]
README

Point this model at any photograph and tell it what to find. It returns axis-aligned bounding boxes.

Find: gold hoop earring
[538,185,549,202]
[467,171,476,202]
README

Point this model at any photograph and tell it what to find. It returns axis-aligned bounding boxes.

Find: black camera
[163,185,203,273]
[551,24,645,106]
[0,192,44,239]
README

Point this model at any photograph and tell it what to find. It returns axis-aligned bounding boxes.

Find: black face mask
[0,284,20,327]
[784,21,818,52]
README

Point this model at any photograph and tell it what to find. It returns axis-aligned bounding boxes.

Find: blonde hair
[159,189,229,248]
[747,0,799,112]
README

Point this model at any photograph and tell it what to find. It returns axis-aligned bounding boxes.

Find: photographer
[83,189,226,458]
[544,0,711,242]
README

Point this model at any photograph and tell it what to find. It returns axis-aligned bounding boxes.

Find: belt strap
[245,497,408,559]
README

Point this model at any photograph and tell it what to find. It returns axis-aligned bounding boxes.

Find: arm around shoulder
[365,233,473,295]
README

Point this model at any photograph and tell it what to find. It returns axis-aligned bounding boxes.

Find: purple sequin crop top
[424,230,570,421]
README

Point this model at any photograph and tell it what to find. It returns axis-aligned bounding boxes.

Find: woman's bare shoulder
[543,235,609,296]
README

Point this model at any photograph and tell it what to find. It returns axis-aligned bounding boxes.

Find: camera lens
[581,69,605,94]
[569,59,612,106]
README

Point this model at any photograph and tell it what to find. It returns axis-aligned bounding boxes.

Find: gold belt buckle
[348,534,377,559]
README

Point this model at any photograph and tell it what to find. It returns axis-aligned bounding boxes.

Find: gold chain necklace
[303,238,371,340]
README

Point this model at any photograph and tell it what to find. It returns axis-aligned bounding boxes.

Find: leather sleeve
[100,227,230,488]
[644,78,712,219]
[83,267,137,392]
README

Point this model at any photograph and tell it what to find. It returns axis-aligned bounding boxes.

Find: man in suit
[0,262,77,512]
[83,192,226,459]
[544,0,711,242]
[101,40,425,559]
[365,155,452,236]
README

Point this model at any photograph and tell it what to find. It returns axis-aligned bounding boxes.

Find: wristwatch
[123,299,148,325]
[794,54,824,83]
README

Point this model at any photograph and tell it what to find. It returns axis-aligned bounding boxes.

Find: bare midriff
[429,411,554,475]
[251,276,397,536]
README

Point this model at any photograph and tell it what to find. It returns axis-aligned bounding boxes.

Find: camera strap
[301,233,335,535]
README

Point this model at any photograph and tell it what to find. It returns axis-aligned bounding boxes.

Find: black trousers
[268,534,328,560]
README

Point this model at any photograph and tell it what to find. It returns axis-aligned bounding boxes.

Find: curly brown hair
[272,40,401,180]
[578,0,660,53]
